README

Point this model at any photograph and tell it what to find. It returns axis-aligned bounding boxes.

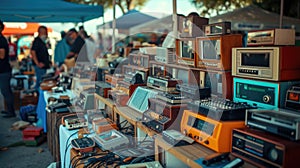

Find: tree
[190,0,300,18]
[67,0,149,14]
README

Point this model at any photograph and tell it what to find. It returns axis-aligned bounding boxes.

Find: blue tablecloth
[36,89,76,133]
[59,125,78,168]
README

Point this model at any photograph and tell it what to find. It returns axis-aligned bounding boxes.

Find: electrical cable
[63,131,77,168]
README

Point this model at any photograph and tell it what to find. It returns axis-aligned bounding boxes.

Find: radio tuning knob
[263,95,271,103]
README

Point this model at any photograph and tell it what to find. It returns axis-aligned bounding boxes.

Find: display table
[36,89,75,132]
[59,125,78,168]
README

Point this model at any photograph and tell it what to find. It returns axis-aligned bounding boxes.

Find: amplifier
[233,77,300,109]
[156,92,191,104]
[162,129,194,147]
[232,46,300,81]
[247,28,295,46]
[92,118,118,134]
[147,76,182,92]
[204,21,231,36]
[75,89,95,110]
[176,83,211,100]
[95,81,111,98]
[142,98,187,132]
[116,80,146,96]
[245,108,300,140]
[105,74,124,86]
[108,90,129,106]
[204,69,233,99]
[64,116,88,130]
[285,85,300,111]
[93,129,129,151]
[197,34,243,71]
[231,127,300,168]
[181,110,245,152]
[188,98,253,121]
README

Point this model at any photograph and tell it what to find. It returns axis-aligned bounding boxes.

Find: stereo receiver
[197,34,243,71]
[245,108,300,140]
[188,98,253,121]
[181,110,245,152]
[232,46,300,81]
[232,127,300,168]
[247,28,295,46]
[204,21,231,36]
[147,76,182,92]
[142,98,186,132]
[285,84,300,111]
[233,77,300,109]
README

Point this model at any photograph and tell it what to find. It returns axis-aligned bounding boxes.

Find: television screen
[180,41,194,59]
[201,39,221,60]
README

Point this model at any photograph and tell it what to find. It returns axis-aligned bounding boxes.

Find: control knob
[263,95,271,103]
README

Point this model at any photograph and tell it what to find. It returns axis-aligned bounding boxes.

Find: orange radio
[196,34,242,71]
[181,110,245,152]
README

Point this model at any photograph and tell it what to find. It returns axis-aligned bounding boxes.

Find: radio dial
[268,148,279,161]
[235,139,244,148]
[263,95,271,103]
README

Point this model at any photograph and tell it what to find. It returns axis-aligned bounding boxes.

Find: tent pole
[279,0,284,28]
[112,0,116,53]
[172,0,177,34]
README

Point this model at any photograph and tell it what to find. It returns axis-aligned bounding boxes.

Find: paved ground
[0,112,54,168]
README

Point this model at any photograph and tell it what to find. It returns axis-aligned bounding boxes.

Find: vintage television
[203,69,233,100]
[197,34,243,71]
[150,61,165,77]
[176,38,197,67]
[203,21,231,36]
[165,64,202,85]
[232,46,300,81]
[177,13,208,38]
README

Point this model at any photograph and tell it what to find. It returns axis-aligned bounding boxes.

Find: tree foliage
[190,0,300,18]
[67,0,149,14]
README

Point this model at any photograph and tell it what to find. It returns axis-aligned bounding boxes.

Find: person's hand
[38,62,45,68]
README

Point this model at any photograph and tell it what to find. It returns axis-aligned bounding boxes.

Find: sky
[43,0,199,36]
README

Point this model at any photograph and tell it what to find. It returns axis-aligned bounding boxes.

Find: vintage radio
[181,110,245,152]
[92,118,118,134]
[127,86,158,113]
[155,47,176,64]
[246,108,300,140]
[128,53,154,68]
[93,130,129,151]
[156,92,191,104]
[116,80,146,96]
[176,83,211,100]
[108,90,129,106]
[95,81,111,98]
[188,98,253,121]
[247,28,295,46]
[176,38,197,67]
[65,116,88,130]
[166,64,202,85]
[233,77,300,109]
[71,137,95,153]
[204,21,231,36]
[147,76,182,92]
[75,88,95,110]
[204,69,233,100]
[197,34,243,71]
[231,127,300,168]
[285,84,300,111]
[232,46,300,81]
[178,14,208,38]
[105,74,124,86]
[142,98,187,133]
